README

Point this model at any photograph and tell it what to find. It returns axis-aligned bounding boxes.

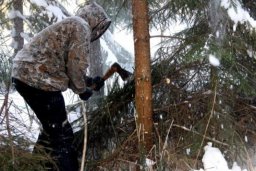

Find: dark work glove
[85,77,93,87]
[92,76,105,91]
[79,89,93,101]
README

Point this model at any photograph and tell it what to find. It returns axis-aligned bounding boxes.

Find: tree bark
[89,39,103,77]
[132,0,153,162]
[12,0,24,55]
[88,39,104,108]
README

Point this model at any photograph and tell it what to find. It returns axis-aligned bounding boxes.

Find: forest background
[0,0,256,170]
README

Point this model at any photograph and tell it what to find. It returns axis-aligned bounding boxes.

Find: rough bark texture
[132,0,153,155]
[12,0,24,54]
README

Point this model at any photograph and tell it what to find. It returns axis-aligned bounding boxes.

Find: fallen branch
[172,124,228,147]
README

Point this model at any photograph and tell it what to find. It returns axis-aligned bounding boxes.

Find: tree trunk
[12,0,24,55]
[132,0,153,164]
[87,39,104,108]
[89,39,104,78]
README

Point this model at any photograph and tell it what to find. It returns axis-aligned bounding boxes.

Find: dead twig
[0,93,9,117]
[80,101,88,171]
[172,124,228,147]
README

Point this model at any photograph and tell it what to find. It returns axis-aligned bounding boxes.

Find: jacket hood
[76,2,111,42]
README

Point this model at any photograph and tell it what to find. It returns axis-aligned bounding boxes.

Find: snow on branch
[8,9,26,20]
[221,0,256,31]
[30,0,70,22]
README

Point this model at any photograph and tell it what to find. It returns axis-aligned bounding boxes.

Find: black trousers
[12,78,79,171]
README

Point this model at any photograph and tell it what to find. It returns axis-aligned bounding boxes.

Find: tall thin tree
[12,0,24,55]
[132,0,153,164]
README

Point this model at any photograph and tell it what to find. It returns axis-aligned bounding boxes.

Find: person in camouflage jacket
[12,2,111,171]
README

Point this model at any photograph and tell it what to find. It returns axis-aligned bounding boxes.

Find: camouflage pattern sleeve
[66,22,91,94]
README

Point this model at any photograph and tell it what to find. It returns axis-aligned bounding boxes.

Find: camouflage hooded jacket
[12,2,111,94]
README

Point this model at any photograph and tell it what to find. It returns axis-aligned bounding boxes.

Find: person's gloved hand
[92,76,105,91]
[79,89,93,101]
[85,77,93,87]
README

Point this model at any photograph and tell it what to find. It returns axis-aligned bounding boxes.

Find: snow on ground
[193,142,247,171]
